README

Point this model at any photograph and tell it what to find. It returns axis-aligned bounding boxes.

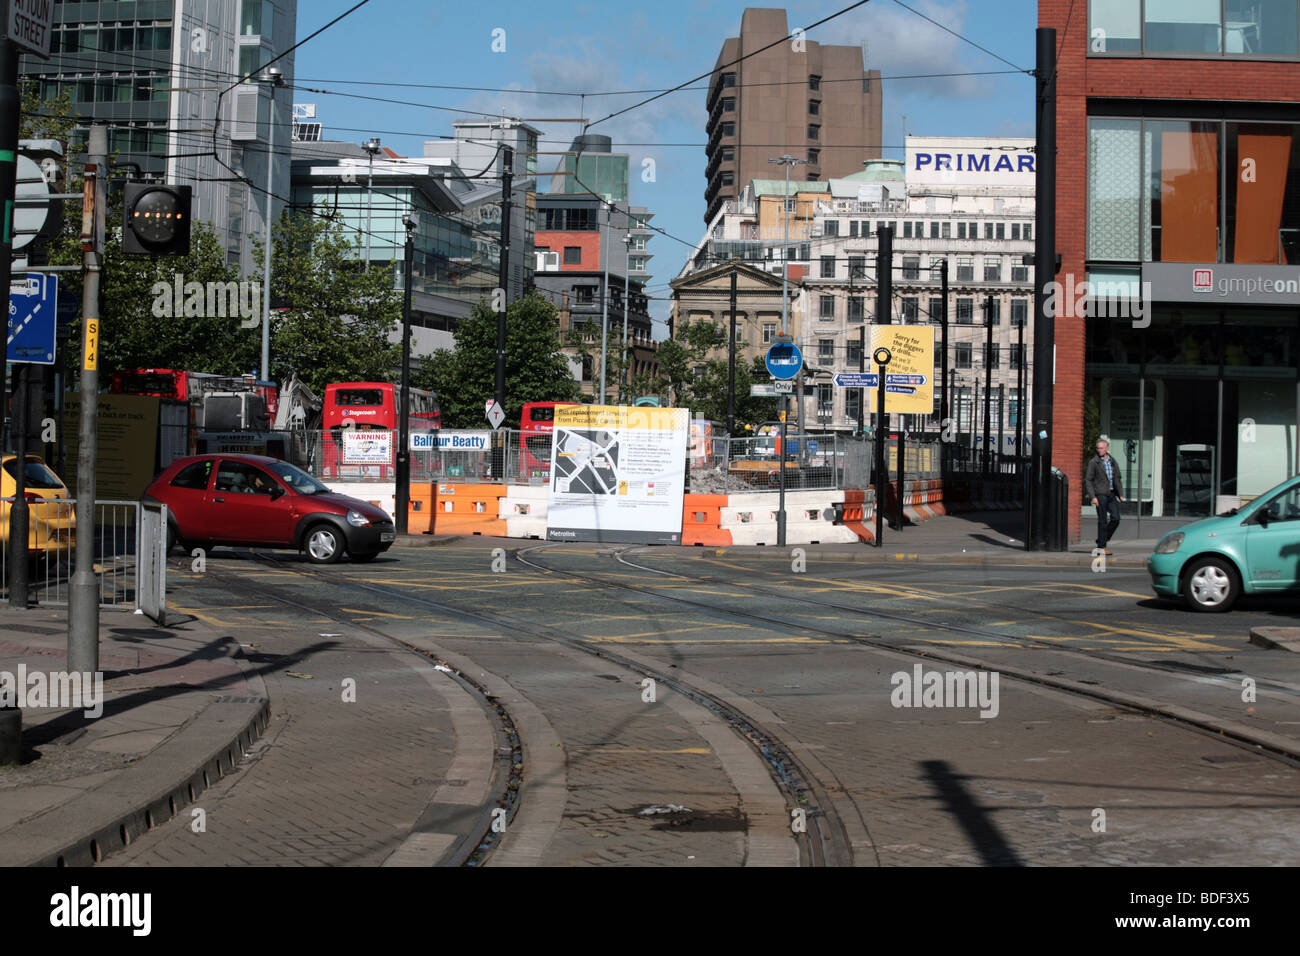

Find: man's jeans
[1096,493,1121,548]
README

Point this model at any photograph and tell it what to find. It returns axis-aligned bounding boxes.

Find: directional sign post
[485,399,506,431]
[765,336,802,547]
[834,372,878,389]
[7,272,57,364]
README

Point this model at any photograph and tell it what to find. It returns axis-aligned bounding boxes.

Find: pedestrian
[1086,438,1124,554]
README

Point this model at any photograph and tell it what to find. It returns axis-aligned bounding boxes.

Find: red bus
[321,383,440,479]
[520,401,578,475]
[111,369,279,422]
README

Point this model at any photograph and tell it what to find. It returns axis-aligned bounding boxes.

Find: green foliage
[416,293,581,428]
[254,209,401,392]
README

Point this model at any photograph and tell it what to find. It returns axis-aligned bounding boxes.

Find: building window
[809,74,821,90]
[929,296,943,321]
[846,389,863,421]
[996,222,1005,240]
[850,220,859,237]
[720,171,735,186]
[564,246,582,264]
[1011,223,1022,240]
[798,243,811,260]
[723,73,737,87]
[723,98,736,112]
[820,255,836,278]
[1012,264,1029,282]
[808,124,820,140]
[957,222,967,240]
[955,343,972,369]
[984,222,994,240]
[819,338,835,362]
[956,258,974,281]
[1145,0,1223,54]
[930,221,940,239]
[817,384,834,415]
[986,343,1000,369]
[808,148,820,165]
[575,286,594,304]
[808,100,820,115]
[903,221,913,239]
[1011,299,1029,327]
[942,221,952,239]
[1010,344,1026,369]
[956,298,974,324]
[987,299,1002,325]
[721,146,735,161]
[903,256,921,280]
[762,322,777,343]
[984,259,1001,282]
[902,297,919,322]
[823,219,839,237]
[847,339,863,366]
[848,296,865,320]
[241,0,275,37]
[1088,0,1141,53]
[848,256,867,280]
[819,295,836,318]
[721,122,735,136]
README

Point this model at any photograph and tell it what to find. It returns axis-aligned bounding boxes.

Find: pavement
[0,509,1291,868]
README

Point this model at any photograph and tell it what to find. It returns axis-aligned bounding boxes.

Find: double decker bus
[110,369,280,422]
[321,383,440,479]
[520,400,579,476]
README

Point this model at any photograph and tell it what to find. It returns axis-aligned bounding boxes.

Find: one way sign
[7,274,58,364]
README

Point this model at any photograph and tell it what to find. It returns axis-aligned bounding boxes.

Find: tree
[639,321,778,430]
[563,319,660,405]
[416,293,580,428]
[257,208,401,392]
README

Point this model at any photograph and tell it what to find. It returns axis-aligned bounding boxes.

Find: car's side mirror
[269,485,286,501]
[1257,509,1271,527]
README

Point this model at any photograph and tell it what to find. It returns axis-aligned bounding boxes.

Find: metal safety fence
[0,498,166,616]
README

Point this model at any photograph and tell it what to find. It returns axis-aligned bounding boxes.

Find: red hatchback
[144,455,395,564]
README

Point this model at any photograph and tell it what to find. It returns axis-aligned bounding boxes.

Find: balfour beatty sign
[411,430,491,451]
[8,0,55,56]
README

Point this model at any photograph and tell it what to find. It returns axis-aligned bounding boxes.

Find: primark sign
[906,136,1036,187]
[1143,263,1300,306]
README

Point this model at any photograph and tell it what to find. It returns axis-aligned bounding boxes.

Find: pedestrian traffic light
[122,183,192,256]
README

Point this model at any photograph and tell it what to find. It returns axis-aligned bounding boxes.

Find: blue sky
[292,0,1040,328]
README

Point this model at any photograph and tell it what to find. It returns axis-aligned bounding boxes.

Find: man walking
[1086,438,1124,554]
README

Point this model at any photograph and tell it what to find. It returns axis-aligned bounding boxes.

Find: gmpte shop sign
[1144,262,1300,306]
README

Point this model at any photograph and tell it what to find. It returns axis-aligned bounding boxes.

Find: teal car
[1148,474,1300,612]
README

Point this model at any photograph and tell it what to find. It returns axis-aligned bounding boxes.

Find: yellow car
[1,454,76,555]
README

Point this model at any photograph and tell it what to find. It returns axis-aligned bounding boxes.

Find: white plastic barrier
[329,482,397,520]
[720,491,858,546]
[501,483,549,539]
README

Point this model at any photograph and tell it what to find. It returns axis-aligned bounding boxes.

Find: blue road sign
[833,372,879,388]
[765,341,803,380]
[7,274,58,365]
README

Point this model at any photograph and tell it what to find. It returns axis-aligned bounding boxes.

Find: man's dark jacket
[1085,453,1125,499]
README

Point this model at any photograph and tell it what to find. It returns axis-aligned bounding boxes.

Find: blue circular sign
[765,341,803,380]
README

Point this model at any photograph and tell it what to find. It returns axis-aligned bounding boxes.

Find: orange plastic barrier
[407,482,435,534]
[840,489,875,544]
[433,483,507,535]
[681,494,732,546]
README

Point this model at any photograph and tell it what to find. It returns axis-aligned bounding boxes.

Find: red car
[144,455,395,564]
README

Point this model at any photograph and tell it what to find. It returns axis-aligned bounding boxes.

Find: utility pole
[396,214,416,534]
[940,259,950,428]
[494,146,512,411]
[984,294,994,476]
[69,124,107,676]
[598,218,608,404]
[1016,306,1026,464]
[362,137,381,272]
[768,154,807,548]
[2,27,27,610]
[1030,27,1058,550]
[875,224,893,539]
[726,263,737,437]
[259,67,283,382]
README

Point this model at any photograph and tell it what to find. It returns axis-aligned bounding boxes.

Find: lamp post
[622,221,632,403]
[259,66,285,382]
[362,137,382,272]
[396,213,417,534]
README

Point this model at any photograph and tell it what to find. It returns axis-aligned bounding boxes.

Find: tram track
[205,552,856,866]
[509,544,1300,769]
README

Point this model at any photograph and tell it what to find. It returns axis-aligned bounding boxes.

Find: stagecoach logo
[1193,269,1214,293]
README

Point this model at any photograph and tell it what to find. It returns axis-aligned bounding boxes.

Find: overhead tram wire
[889,0,1032,74]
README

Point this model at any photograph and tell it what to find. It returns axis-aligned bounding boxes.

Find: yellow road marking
[582,635,831,645]
[582,624,750,640]
[338,608,417,620]
[574,747,713,755]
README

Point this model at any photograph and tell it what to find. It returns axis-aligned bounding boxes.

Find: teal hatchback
[1148,474,1300,612]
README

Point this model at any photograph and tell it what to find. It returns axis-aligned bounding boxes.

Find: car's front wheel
[304,524,344,564]
[1182,556,1240,612]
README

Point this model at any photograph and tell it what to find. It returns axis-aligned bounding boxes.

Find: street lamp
[621,223,633,402]
[361,137,382,272]
[258,66,285,383]
[396,212,418,534]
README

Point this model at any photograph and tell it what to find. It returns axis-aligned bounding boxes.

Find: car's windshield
[266,461,331,495]
[3,458,65,489]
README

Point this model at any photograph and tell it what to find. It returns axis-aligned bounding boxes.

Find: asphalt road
[116,539,1300,867]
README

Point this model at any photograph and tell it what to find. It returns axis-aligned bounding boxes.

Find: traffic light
[123,183,192,256]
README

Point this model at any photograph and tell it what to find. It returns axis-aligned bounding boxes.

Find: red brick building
[1040,0,1300,542]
